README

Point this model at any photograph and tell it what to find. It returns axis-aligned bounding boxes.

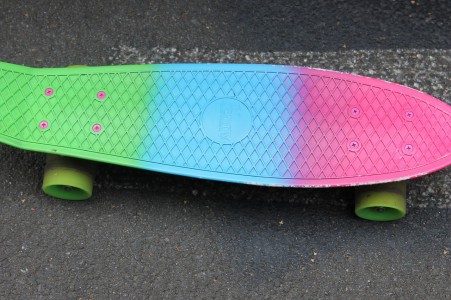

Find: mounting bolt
[44,88,54,96]
[402,142,416,155]
[404,111,415,121]
[92,123,102,133]
[349,107,361,118]
[97,91,106,100]
[39,120,49,130]
[348,140,361,152]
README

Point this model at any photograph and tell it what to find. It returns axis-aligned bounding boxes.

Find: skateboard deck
[0,62,450,186]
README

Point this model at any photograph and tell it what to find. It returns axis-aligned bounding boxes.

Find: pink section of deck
[288,67,450,186]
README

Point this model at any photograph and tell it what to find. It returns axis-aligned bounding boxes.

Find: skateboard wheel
[354,181,406,221]
[42,155,96,200]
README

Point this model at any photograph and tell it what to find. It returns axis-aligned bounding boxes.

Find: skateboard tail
[0,62,450,188]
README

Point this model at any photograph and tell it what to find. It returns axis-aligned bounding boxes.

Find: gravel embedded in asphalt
[0,0,450,298]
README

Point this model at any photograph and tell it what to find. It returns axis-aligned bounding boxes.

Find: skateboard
[0,62,450,221]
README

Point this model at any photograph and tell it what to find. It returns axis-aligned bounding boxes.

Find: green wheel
[355,181,407,221]
[42,155,96,200]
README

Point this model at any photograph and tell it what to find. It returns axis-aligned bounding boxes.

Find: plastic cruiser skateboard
[0,62,450,221]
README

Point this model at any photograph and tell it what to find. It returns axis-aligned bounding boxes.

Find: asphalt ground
[0,0,450,299]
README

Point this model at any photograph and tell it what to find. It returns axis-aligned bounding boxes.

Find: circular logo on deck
[201,98,252,144]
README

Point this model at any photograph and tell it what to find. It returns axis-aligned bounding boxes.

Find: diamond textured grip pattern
[0,63,450,187]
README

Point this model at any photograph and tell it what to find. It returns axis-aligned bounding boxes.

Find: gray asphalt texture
[1,0,450,299]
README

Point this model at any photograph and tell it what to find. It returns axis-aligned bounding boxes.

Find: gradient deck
[0,62,450,187]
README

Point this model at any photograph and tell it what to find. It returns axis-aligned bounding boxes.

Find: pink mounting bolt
[97,91,106,100]
[39,121,49,130]
[92,123,102,133]
[349,107,361,118]
[402,143,415,155]
[404,111,414,121]
[348,140,361,152]
[44,88,54,96]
